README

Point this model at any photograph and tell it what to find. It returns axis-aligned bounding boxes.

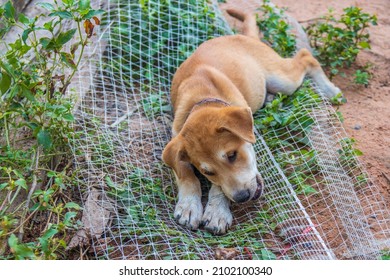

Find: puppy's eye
[227,151,237,163]
[203,170,216,176]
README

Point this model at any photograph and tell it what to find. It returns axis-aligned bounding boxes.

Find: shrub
[306,7,377,78]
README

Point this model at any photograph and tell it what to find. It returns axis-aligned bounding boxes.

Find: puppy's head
[163,106,263,203]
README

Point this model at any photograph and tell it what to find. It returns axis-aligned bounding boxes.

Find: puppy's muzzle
[234,189,251,203]
[233,174,263,203]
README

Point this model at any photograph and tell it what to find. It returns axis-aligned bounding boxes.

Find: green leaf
[37,129,52,150]
[79,0,91,11]
[330,68,339,75]
[303,185,318,195]
[18,13,31,25]
[381,251,390,260]
[8,234,36,260]
[21,86,35,102]
[0,182,9,190]
[62,113,75,122]
[8,234,18,248]
[40,37,56,50]
[105,176,125,192]
[64,202,82,210]
[15,178,28,190]
[358,41,370,49]
[105,176,116,188]
[49,11,73,19]
[39,227,58,252]
[22,28,32,44]
[60,52,77,69]
[56,28,77,46]
[0,72,12,93]
[62,0,75,6]
[272,113,283,124]
[354,149,363,156]
[261,248,276,260]
[4,1,16,20]
[82,9,105,19]
[43,21,53,31]
[42,227,58,240]
[36,2,55,11]
[63,211,77,226]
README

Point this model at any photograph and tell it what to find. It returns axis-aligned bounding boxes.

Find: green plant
[306,6,377,78]
[142,93,171,119]
[256,0,296,57]
[330,92,347,105]
[0,0,103,259]
[106,0,227,86]
[254,81,323,200]
[338,137,363,170]
[381,250,390,260]
[354,69,371,87]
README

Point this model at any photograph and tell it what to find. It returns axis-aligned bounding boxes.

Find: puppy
[162,9,340,235]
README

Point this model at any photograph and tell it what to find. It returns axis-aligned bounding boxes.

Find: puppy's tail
[226,9,259,40]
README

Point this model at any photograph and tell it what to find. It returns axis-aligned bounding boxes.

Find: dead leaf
[215,247,239,260]
[67,229,89,250]
[92,16,101,25]
[83,19,94,38]
[67,188,113,250]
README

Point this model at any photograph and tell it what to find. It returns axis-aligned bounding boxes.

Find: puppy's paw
[327,85,342,98]
[201,198,233,235]
[320,82,342,99]
[174,195,203,231]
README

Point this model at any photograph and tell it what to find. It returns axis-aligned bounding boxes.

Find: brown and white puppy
[162,9,340,235]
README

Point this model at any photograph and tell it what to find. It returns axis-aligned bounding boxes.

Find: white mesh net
[69,0,390,259]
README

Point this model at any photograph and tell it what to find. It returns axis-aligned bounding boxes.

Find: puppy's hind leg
[294,49,341,98]
[267,49,341,98]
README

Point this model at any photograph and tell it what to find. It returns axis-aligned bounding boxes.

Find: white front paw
[174,195,203,231]
[201,196,233,235]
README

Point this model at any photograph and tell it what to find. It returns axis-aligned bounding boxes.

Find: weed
[142,93,171,119]
[338,137,363,169]
[354,69,371,87]
[0,0,103,259]
[330,93,348,105]
[306,6,377,78]
[105,0,227,85]
[256,0,296,57]
[254,81,322,197]
[381,249,390,260]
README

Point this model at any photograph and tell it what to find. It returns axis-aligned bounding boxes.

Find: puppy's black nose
[234,189,251,203]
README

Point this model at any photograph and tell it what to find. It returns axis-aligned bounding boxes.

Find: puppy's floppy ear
[162,135,190,177]
[217,107,256,143]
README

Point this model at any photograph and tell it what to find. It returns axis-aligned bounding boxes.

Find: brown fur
[163,9,340,235]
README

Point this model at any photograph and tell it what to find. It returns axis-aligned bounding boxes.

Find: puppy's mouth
[251,174,263,201]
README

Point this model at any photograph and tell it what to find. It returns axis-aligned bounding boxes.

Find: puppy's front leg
[173,166,203,231]
[163,136,203,230]
[201,184,233,235]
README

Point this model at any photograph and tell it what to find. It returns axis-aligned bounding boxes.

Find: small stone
[353,124,362,130]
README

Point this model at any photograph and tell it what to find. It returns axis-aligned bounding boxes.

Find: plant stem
[18,148,40,241]
[3,114,11,148]
[61,20,86,95]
